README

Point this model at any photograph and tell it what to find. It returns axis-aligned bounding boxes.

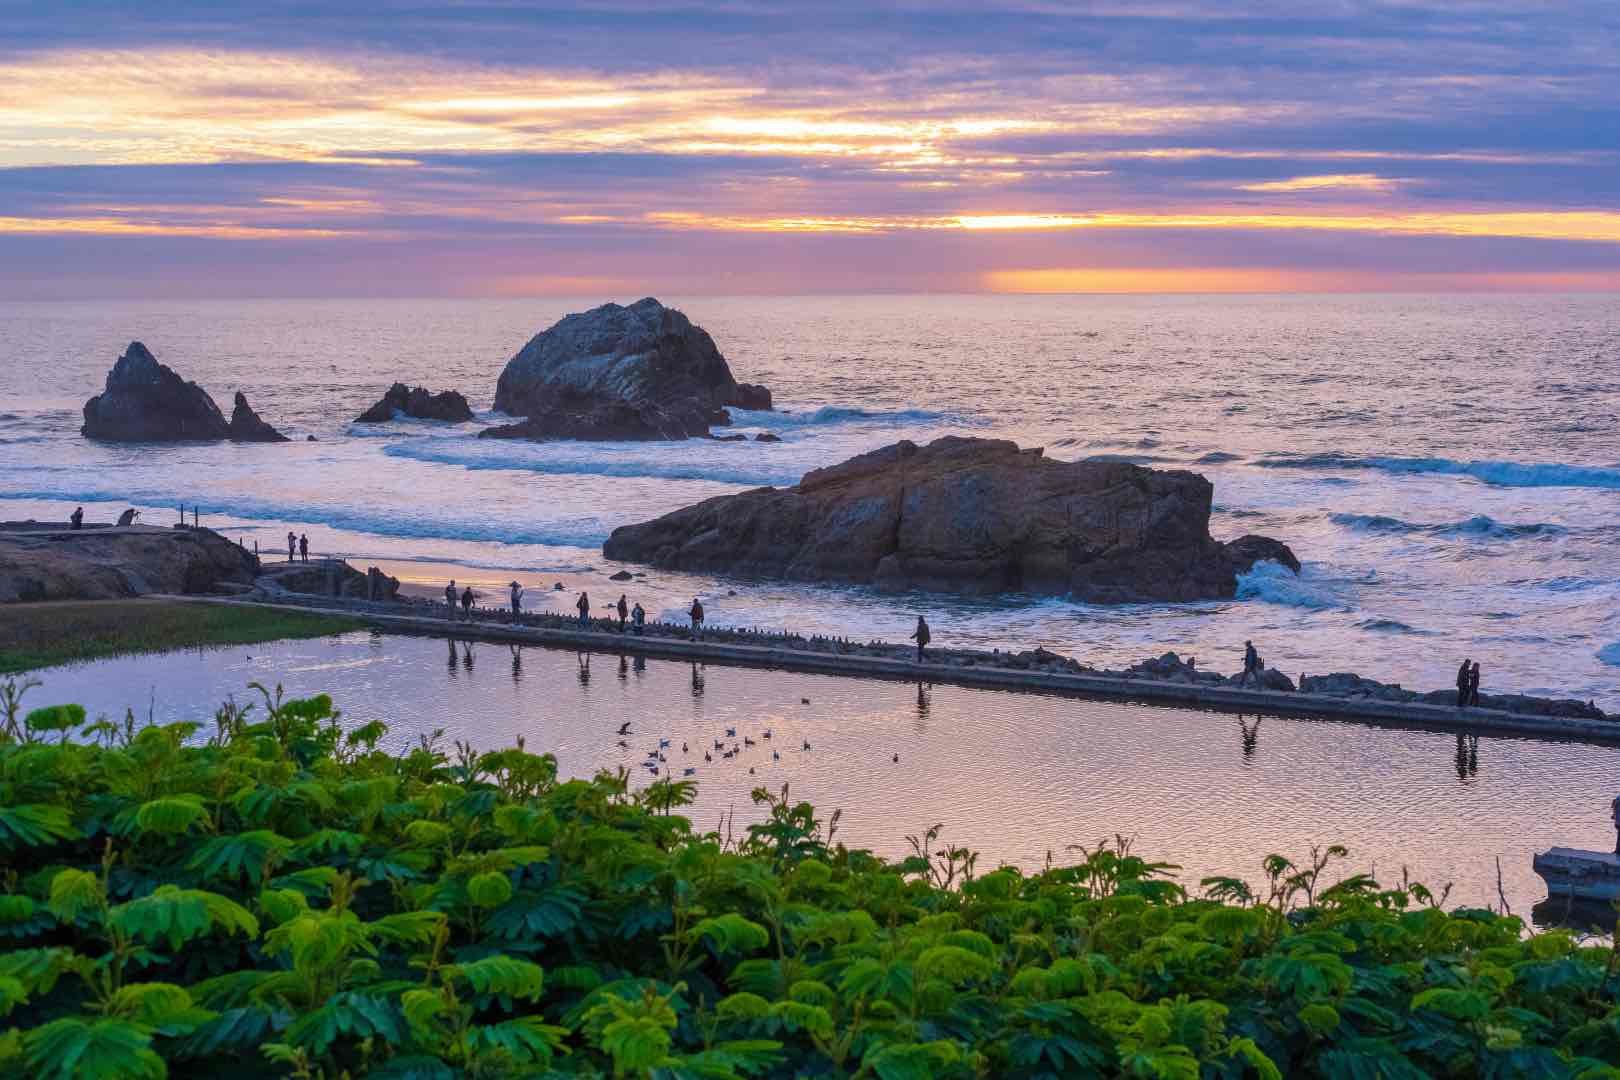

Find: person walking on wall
[631,601,646,635]
[617,593,629,632]
[1468,661,1482,707]
[576,590,591,628]
[1456,659,1472,707]
[1238,640,1262,688]
[445,580,458,620]
[689,597,705,640]
[70,506,83,530]
[911,614,931,662]
[460,585,475,620]
[509,581,523,616]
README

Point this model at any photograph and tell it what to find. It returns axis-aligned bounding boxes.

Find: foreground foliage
[0,599,362,674]
[1,683,1619,1079]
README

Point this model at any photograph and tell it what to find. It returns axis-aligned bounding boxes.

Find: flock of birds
[614,699,901,782]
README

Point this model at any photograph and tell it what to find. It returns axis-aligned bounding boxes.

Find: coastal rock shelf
[0,522,261,602]
[484,297,773,441]
[81,341,288,443]
[605,435,1300,601]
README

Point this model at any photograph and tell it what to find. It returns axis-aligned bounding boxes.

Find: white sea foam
[1264,454,1620,490]
[1330,511,1566,539]
[1235,560,1350,610]
[1599,642,1620,667]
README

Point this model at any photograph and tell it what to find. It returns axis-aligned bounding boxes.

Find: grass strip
[0,598,364,673]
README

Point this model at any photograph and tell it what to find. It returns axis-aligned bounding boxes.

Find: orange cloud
[1236,173,1404,193]
[984,268,1620,293]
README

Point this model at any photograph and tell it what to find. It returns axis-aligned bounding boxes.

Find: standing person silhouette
[1468,661,1482,707]
[445,580,458,619]
[460,585,475,620]
[911,615,931,662]
[1456,659,1472,707]
[631,601,646,635]
[509,581,524,616]
[1238,640,1262,687]
[70,506,83,530]
[689,597,705,640]
[576,591,591,628]
[616,593,629,632]
[287,531,297,562]
[298,534,309,562]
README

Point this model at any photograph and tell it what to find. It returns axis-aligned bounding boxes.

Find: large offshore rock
[355,383,475,423]
[487,297,771,440]
[82,342,290,443]
[603,436,1300,602]
[227,392,289,442]
[82,342,231,441]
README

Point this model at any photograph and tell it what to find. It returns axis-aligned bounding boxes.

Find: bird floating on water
[762,729,773,739]
[705,752,712,762]
[659,738,670,748]
[744,736,755,746]
[725,727,736,737]
[683,767,696,777]
[801,698,810,704]
[617,740,629,749]
[802,740,811,750]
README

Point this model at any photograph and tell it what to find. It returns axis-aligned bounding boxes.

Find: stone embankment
[169,589,1615,742]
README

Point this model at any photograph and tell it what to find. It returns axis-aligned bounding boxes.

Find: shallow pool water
[24,629,1620,923]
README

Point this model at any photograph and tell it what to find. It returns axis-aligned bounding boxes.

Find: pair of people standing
[576,591,646,632]
[286,532,309,562]
[445,580,475,619]
[1456,659,1483,707]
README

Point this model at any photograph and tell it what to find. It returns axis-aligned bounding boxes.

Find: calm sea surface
[3,294,1617,703]
[25,633,1620,923]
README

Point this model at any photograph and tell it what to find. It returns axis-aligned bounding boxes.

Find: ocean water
[2,294,1618,706]
[25,633,1620,923]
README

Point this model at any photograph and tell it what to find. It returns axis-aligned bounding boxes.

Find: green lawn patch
[0,599,364,673]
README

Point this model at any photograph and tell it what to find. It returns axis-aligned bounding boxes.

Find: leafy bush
[1,679,1619,1078]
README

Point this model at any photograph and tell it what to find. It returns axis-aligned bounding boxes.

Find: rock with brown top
[603,436,1300,603]
[485,298,771,440]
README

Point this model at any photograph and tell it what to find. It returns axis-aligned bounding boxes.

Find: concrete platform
[1533,847,1620,900]
[160,594,1620,745]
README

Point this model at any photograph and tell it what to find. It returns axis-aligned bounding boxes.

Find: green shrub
[0,677,1618,1078]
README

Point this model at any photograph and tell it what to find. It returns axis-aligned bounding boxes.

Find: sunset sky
[3,1,1618,296]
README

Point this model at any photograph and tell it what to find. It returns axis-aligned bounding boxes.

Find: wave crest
[1261,453,1620,490]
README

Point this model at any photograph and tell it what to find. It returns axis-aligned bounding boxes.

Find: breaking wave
[726,405,952,428]
[1234,560,1351,611]
[1600,642,1620,667]
[383,438,799,487]
[1259,453,1620,490]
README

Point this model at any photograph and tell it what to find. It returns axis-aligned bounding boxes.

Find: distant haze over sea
[3,293,1617,707]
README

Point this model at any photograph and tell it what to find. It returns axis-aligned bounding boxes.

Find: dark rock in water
[734,383,773,410]
[1221,534,1302,575]
[755,432,783,443]
[609,569,634,581]
[257,560,399,601]
[82,342,290,444]
[82,341,230,441]
[488,298,772,440]
[710,433,747,442]
[306,435,317,441]
[227,392,289,442]
[479,401,706,442]
[603,436,1300,602]
[355,383,474,423]
[1303,672,1417,702]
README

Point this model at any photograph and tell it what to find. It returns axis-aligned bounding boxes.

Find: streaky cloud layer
[0,2,1615,295]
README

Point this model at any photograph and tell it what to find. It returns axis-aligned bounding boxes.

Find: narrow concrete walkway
[162,593,1620,745]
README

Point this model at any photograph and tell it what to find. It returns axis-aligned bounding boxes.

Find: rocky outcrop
[255,560,400,602]
[82,342,289,443]
[603,436,1299,602]
[485,298,771,441]
[355,383,474,423]
[0,522,260,602]
[227,392,289,442]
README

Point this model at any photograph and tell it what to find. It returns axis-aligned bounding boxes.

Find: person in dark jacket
[70,507,83,530]
[576,591,591,628]
[689,598,705,639]
[460,586,475,618]
[631,602,646,635]
[298,534,309,562]
[509,581,523,616]
[1456,659,1472,707]
[617,594,629,631]
[1238,640,1262,687]
[911,615,931,662]
[288,531,297,562]
[1468,661,1482,707]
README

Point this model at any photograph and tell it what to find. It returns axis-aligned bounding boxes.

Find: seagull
[646,749,660,758]
[682,742,688,753]
[713,739,725,750]
[762,729,773,740]
[801,698,810,705]
[659,738,671,749]
[725,727,736,737]
[772,750,780,761]
[893,753,899,763]
[617,740,629,749]
[705,752,712,762]
[617,721,632,735]
[744,736,755,746]
[749,767,755,774]
[683,767,696,777]
[802,740,811,750]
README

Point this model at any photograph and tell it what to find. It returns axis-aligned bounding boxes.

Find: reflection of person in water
[690,662,705,697]
[576,652,591,686]
[618,654,628,679]
[509,644,522,681]
[1238,716,1261,759]
[462,642,474,671]
[916,681,931,719]
[633,654,646,674]
[1454,734,1479,780]
[447,637,459,675]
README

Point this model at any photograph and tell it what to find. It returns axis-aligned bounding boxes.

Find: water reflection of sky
[26,630,1620,923]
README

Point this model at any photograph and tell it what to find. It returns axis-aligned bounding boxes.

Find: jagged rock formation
[255,560,400,601]
[82,342,289,443]
[603,436,1300,602]
[354,383,475,423]
[483,298,772,441]
[227,392,289,442]
[0,522,260,602]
